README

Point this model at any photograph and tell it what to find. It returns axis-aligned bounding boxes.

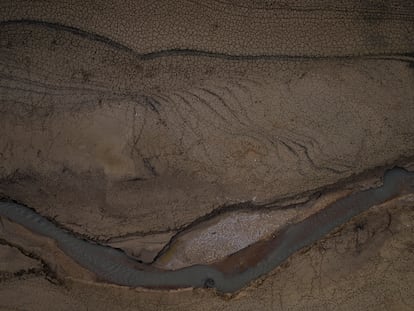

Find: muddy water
[0,168,413,293]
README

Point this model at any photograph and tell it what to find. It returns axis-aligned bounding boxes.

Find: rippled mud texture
[1,25,414,240]
[1,0,414,309]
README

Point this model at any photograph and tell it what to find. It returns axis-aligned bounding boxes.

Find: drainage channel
[0,167,412,293]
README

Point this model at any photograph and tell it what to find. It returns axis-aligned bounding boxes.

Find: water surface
[0,167,412,293]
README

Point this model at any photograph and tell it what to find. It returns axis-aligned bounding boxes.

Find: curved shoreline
[0,167,413,293]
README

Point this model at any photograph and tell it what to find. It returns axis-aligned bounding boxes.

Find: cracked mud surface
[1,0,414,309]
[1,22,414,239]
[1,197,413,310]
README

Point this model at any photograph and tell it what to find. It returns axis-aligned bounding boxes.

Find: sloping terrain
[0,0,413,309]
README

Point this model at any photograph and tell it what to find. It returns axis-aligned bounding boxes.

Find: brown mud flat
[0,167,413,294]
[1,1,414,309]
[0,195,413,310]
